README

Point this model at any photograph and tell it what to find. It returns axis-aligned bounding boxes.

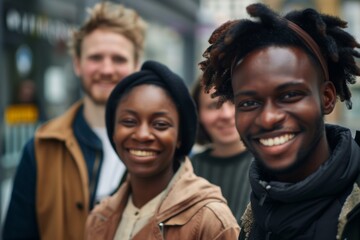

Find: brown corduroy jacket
[85,158,240,240]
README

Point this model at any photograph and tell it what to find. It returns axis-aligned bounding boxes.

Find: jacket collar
[239,188,360,239]
[240,125,360,240]
[35,100,102,149]
[36,101,83,140]
[156,158,225,224]
[89,158,226,229]
[73,105,102,150]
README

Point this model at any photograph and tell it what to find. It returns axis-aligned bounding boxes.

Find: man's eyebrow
[276,82,305,91]
[234,90,257,97]
[234,81,306,97]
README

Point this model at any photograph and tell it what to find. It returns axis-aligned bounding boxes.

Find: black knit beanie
[105,60,198,158]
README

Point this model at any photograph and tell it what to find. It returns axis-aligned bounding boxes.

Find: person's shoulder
[86,194,119,229]
[190,147,212,160]
[85,196,116,238]
[36,102,83,138]
[197,201,240,239]
[88,182,129,224]
[204,201,238,225]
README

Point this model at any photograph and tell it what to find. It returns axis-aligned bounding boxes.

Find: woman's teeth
[129,149,157,157]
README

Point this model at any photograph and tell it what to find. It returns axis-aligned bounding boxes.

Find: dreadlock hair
[199,3,360,109]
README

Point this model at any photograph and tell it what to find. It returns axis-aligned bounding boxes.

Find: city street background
[1,0,360,235]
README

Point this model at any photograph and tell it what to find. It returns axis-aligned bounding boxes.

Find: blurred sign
[4,5,75,45]
[5,104,39,125]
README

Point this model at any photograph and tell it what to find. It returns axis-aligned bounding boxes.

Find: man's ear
[135,60,141,71]
[322,81,336,115]
[73,57,81,77]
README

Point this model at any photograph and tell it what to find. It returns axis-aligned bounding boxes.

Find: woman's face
[198,88,241,145]
[113,84,180,178]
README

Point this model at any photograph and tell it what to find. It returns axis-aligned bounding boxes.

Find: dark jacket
[85,158,240,240]
[337,130,360,240]
[239,125,360,240]
[3,101,121,240]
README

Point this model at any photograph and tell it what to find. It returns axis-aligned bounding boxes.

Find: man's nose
[255,102,285,130]
[100,58,115,75]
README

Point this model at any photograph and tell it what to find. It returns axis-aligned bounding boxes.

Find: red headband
[231,20,329,82]
[287,20,329,81]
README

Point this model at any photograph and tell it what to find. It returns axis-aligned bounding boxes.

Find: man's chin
[88,96,108,106]
[257,159,301,176]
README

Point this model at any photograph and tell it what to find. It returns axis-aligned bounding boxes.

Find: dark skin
[113,85,180,208]
[231,46,336,182]
[130,166,174,208]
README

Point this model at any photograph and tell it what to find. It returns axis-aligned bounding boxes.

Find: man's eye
[89,55,102,61]
[281,91,303,102]
[237,100,260,111]
[113,56,127,63]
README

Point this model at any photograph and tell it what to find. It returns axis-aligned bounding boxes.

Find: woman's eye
[120,119,136,127]
[153,121,170,130]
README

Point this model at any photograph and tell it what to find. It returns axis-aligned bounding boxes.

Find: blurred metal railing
[1,122,39,226]
[2,123,38,169]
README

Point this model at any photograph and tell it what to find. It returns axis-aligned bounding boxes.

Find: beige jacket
[85,158,240,240]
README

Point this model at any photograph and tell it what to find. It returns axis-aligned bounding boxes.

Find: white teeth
[259,134,295,147]
[129,149,157,157]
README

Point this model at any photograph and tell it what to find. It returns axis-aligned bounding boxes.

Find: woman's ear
[322,81,336,115]
[176,140,181,149]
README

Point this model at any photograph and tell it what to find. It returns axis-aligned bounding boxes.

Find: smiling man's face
[74,28,137,105]
[231,46,335,177]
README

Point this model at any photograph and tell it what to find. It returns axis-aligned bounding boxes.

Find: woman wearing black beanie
[85,60,239,240]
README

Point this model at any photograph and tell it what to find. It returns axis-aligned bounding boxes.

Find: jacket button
[76,202,84,210]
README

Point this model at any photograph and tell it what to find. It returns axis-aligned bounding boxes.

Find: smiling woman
[84,60,240,240]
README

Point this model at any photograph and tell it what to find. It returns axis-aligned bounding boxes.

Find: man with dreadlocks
[200,3,360,240]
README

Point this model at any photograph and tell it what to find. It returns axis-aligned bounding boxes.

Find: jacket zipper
[158,222,165,240]
[259,180,271,206]
[89,151,100,205]
[259,180,273,239]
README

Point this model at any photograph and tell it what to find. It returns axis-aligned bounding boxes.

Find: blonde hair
[68,1,147,62]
